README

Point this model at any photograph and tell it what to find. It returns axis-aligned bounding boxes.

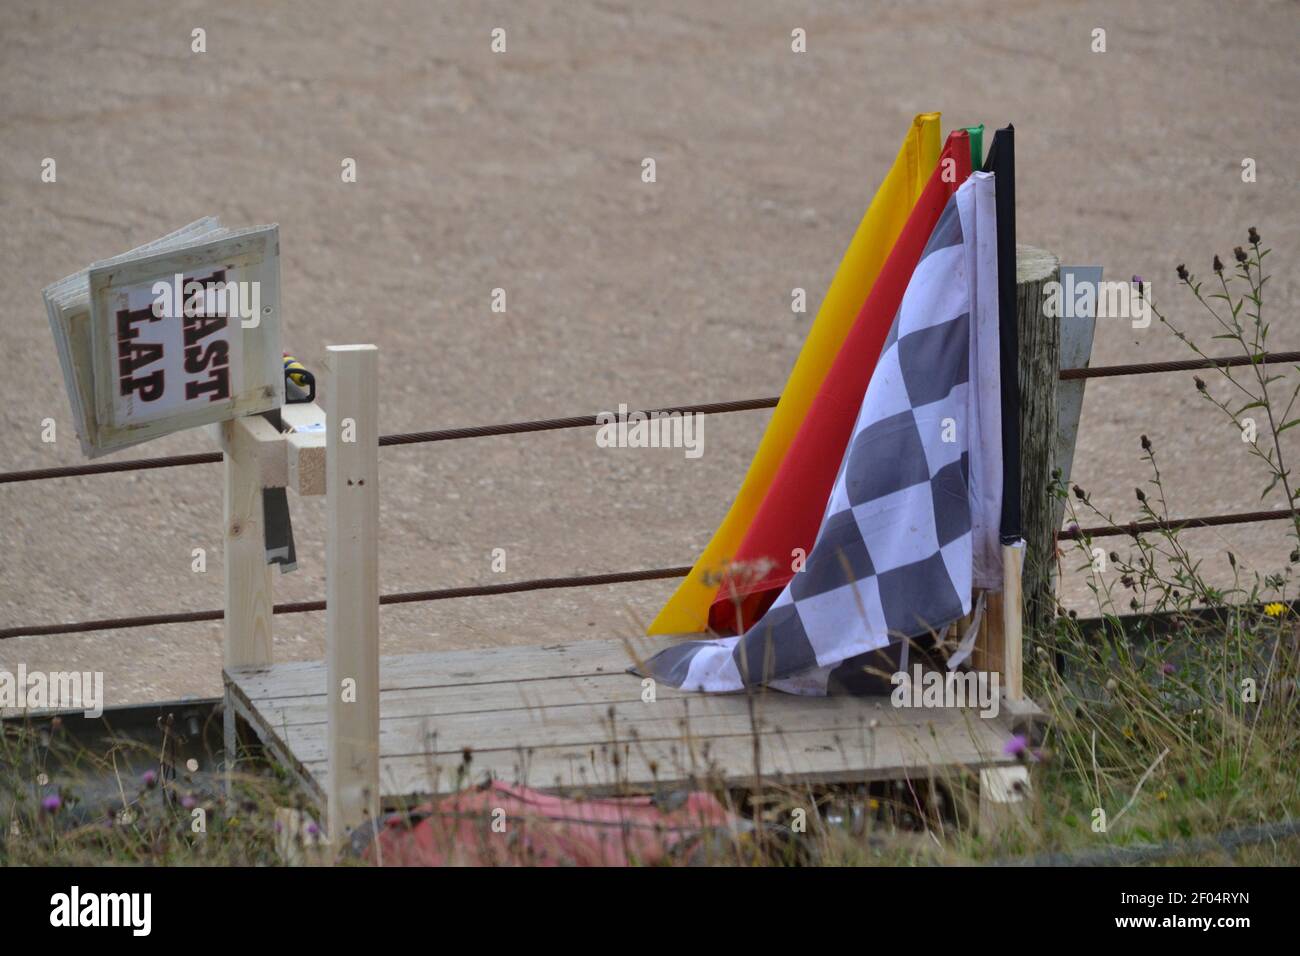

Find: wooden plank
[228,636,679,700]
[298,710,1018,801]
[1052,265,1100,536]
[225,670,325,808]
[235,669,942,730]
[240,673,726,727]
[223,419,273,670]
[973,587,1004,679]
[324,344,381,843]
[277,696,1011,764]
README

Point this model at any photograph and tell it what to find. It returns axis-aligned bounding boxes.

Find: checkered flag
[637,173,1005,695]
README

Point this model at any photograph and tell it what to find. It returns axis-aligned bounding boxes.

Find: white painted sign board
[82,226,283,453]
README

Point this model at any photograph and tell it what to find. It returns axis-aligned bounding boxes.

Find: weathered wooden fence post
[1014,245,1061,639]
[325,344,381,849]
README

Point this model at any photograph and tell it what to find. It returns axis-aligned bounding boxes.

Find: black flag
[983,125,1022,544]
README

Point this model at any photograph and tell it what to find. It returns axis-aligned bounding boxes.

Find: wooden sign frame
[85,226,282,454]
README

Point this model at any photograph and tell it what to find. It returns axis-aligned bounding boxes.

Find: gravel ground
[1,0,1297,707]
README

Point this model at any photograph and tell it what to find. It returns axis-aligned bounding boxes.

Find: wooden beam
[1052,266,1100,537]
[972,248,1057,692]
[1014,245,1061,638]
[282,402,327,496]
[324,345,381,848]
[223,418,274,670]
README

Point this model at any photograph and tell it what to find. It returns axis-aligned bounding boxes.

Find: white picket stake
[324,345,381,848]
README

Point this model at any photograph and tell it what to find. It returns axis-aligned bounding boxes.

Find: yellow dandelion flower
[1123,726,1135,739]
[1156,790,1168,801]
[1264,602,1286,617]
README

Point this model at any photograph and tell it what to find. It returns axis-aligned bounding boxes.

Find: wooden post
[1013,245,1060,639]
[325,345,381,848]
[973,247,1058,692]
[223,419,275,671]
[221,417,275,786]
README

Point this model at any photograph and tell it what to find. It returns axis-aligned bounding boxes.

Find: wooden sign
[44,222,282,456]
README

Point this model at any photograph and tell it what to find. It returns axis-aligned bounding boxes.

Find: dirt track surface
[2,0,1298,707]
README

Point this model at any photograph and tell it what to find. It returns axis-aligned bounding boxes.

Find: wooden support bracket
[212,404,327,499]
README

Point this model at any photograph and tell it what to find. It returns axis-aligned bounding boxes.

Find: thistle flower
[1002,734,1028,756]
[41,794,62,814]
[1161,662,1176,676]
[1234,246,1248,265]
[142,770,157,789]
[1194,376,1207,392]
[1140,434,1152,451]
[1072,484,1087,500]
[1213,255,1224,274]
[1248,226,1261,245]
[1176,263,1189,282]
[1135,487,1147,504]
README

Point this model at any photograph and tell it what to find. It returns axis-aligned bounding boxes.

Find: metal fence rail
[2,350,1297,641]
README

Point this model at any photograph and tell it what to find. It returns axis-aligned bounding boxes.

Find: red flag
[710,130,973,633]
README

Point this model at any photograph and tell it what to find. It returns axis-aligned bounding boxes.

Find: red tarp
[709,130,973,634]
[364,781,741,866]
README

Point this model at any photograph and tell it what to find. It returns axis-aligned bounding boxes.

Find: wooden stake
[1002,542,1024,701]
[325,345,381,848]
[1014,245,1061,635]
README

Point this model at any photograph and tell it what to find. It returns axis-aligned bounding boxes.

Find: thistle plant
[1165,229,1300,545]
[1029,229,1300,855]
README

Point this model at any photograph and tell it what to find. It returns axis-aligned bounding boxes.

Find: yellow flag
[649,112,942,634]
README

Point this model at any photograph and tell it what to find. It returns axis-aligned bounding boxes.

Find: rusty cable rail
[4,352,1300,486]
[4,350,1300,640]
[5,503,1300,640]
[0,566,694,640]
[1057,507,1298,540]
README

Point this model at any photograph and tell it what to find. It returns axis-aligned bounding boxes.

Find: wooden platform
[226,636,1031,809]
